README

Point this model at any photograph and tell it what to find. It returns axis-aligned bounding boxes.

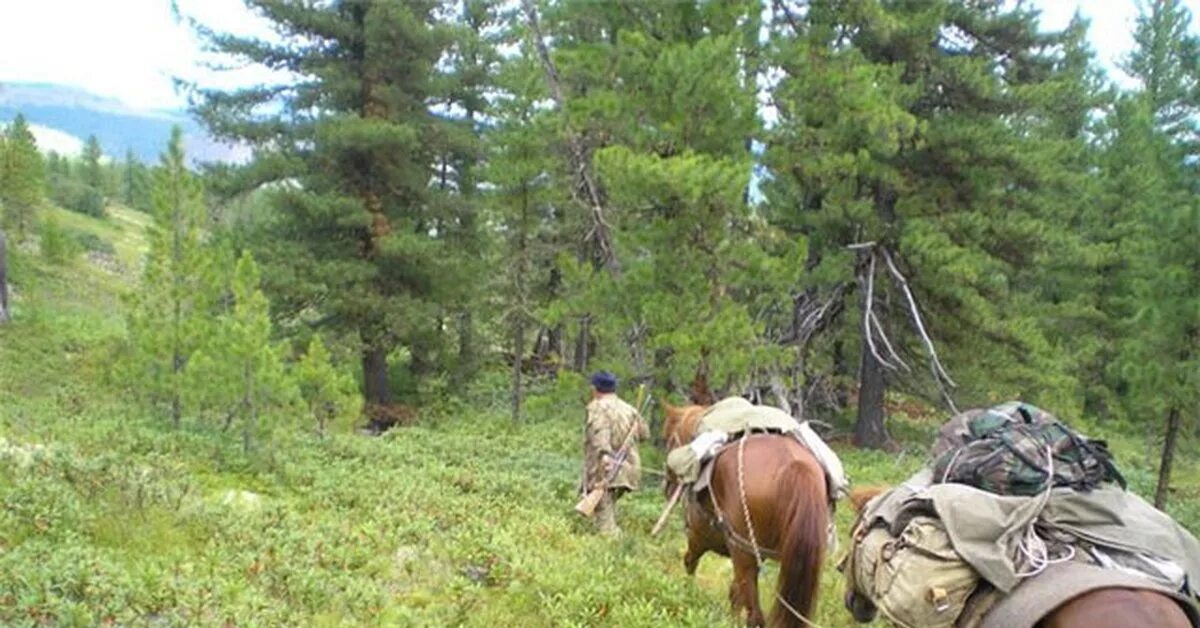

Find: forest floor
[1,204,1196,626]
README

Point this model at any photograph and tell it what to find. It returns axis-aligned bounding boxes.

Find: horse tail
[770,458,828,628]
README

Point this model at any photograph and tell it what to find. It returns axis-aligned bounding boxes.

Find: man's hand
[601,454,615,473]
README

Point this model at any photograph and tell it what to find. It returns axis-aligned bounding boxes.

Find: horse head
[661,402,706,449]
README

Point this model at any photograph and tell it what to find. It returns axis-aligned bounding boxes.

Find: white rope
[736,434,764,570]
[739,434,825,628]
[1014,446,1075,578]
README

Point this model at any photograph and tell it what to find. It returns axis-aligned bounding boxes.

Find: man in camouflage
[582,371,648,536]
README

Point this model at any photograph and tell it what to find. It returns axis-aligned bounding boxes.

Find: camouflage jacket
[582,394,648,492]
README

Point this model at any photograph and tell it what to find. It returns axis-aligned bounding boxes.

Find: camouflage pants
[594,488,628,535]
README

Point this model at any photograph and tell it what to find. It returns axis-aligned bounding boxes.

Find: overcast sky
[0,1,1196,112]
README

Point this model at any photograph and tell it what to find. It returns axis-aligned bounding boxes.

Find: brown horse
[664,404,829,628]
[843,486,1193,628]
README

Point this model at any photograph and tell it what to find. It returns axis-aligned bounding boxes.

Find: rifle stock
[574,485,606,516]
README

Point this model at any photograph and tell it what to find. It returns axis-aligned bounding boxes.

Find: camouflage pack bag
[931,402,1125,496]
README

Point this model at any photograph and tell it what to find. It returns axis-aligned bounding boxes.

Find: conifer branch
[519,0,621,277]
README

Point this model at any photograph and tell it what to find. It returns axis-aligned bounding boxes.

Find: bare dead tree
[850,243,959,447]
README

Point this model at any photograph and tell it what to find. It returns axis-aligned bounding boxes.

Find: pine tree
[295,334,361,437]
[125,127,211,427]
[764,1,1098,446]
[1,114,46,240]
[507,0,773,401]
[188,251,298,453]
[193,1,458,417]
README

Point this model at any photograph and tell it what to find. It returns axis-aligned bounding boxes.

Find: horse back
[1039,588,1194,628]
[708,434,827,543]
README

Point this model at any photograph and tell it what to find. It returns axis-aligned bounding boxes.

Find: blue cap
[590,371,617,393]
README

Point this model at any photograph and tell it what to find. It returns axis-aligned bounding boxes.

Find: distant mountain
[0,82,246,164]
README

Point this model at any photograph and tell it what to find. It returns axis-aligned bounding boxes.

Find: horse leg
[730,550,765,627]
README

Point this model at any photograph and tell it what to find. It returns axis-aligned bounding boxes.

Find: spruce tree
[193,1,457,417]
[1,114,46,240]
[125,127,211,427]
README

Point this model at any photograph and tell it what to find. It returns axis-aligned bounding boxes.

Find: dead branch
[880,248,959,412]
[862,252,898,371]
[870,310,911,371]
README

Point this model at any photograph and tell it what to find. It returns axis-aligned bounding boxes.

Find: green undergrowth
[1,220,1197,627]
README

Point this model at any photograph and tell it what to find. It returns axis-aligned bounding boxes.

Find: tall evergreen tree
[125,127,212,427]
[509,0,775,402]
[1104,95,1199,509]
[193,1,458,418]
[122,148,152,211]
[1,114,46,240]
[66,135,108,217]
[1121,0,1200,154]
[1103,2,1200,508]
[765,1,1097,446]
[433,0,499,390]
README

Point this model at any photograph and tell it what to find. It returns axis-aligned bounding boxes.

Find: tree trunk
[511,315,525,423]
[832,338,849,408]
[362,344,392,407]
[454,310,476,387]
[573,315,591,372]
[853,336,891,449]
[1154,406,1181,509]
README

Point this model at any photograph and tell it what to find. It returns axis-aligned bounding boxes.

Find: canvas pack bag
[931,402,1125,496]
[849,513,982,628]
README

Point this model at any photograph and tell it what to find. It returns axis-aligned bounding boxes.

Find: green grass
[43,202,151,270]
[1,209,1197,627]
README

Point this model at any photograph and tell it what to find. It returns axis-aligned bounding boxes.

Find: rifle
[574,384,650,517]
